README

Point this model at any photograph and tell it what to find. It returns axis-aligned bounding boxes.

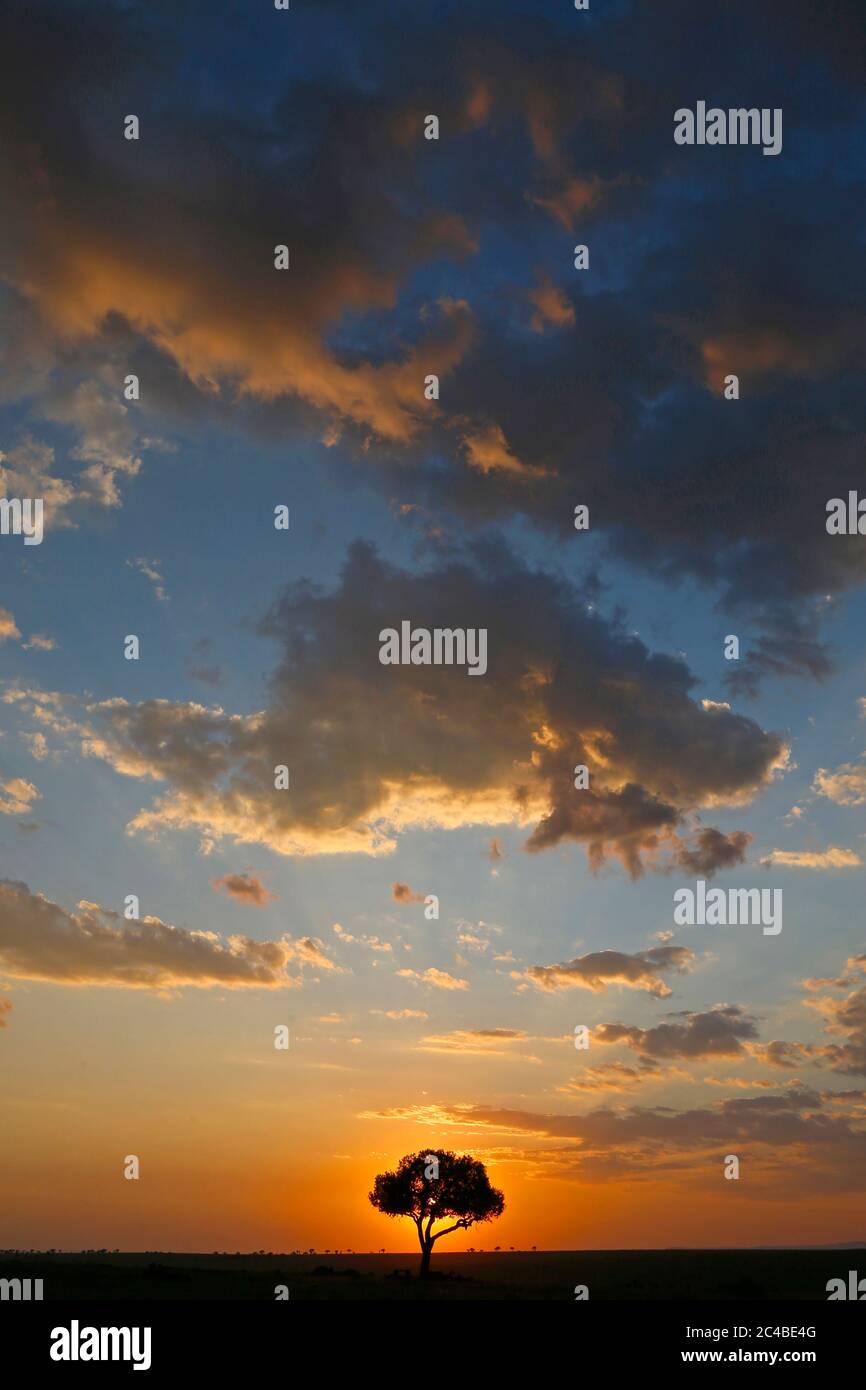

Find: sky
[1,0,866,1254]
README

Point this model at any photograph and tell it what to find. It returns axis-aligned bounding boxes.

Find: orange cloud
[0,777,40,816]
[527,274,575,333]
[461,423,540,477]
[396,967,469,991]
[211,872,278,906]
[760,846,861,869]
[417,1028,533,1057]
[0,608,21,643]
[699,319,862,390]
[392,882,425,904]
[531,174,607,231]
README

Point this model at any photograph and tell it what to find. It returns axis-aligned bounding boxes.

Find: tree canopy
[369,1149,505,1277]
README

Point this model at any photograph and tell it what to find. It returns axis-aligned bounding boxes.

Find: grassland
[3,1248,862,1300]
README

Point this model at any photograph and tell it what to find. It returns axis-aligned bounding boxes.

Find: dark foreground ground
[3,1248,864,1300]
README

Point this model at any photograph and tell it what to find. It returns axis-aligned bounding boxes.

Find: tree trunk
[419,1241,432,1279]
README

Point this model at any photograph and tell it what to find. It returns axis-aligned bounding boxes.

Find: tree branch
[430,1219,471,1244]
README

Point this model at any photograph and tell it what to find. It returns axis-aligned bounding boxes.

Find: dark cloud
[596,1005,760,1060]
[757,1040,822,1070]
[211,872,277,906]
[19,540,785,872]
[366,1083,866,1189]
[470,1086,847,1151]
[0,877,321,989]
[0,1,864,682]
[671,828,752,877]
[558,1059,662,1094]
[519,945,694,998]
[392,882,425,903]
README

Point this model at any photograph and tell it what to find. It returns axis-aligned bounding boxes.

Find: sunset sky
[2,0,866,1254]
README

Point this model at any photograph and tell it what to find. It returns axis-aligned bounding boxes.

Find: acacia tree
[368,1150,505,1278]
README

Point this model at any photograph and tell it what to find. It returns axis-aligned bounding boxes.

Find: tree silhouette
[368,1149,505,1279]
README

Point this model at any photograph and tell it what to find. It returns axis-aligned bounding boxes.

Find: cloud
[333,923,392,952]
[0,777,40,816]
[370,1008,429,1020]
[0,386,148,531]
[461,423,538,478]
[670,827,753,876]
[813,762,866,807]
[760,846,862,869]
[0,608,21,643]
[391,882,425,903]
[0,997,11,1027]
[211,872,278,906]
[749,1040,822,1070]
[361,1085,866,1189]
[0,438,76,531]
[20,728,47,761]
[558,1059,664,1094]
[284,936,342,972]
[803,955,866,1077]
[20,541,784,875]
[0,878,320,990]
[516,945,694,998]
[526,274,575,334]
[0,613,55,653]
[703,1075,779,1090]
[396,966,469,991]
[1,0,865,664]
[0,0,479,448]
[42,379,143,510]
[596,1005,760,1060]
[531,174,609,231]
[128,556,167,604]
[418,1027,531,1056]
[456,921,502,953]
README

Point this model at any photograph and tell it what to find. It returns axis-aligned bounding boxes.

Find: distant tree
[368,1150,505,1279]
